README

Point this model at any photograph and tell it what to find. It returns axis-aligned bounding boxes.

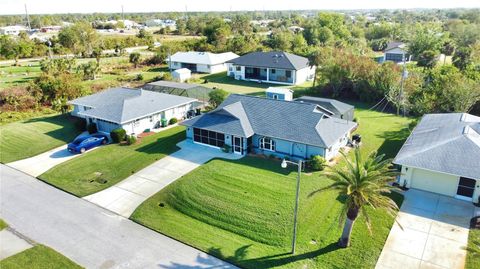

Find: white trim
[192,141,221,149]
[396,163,480,181]
[455,195,473,202]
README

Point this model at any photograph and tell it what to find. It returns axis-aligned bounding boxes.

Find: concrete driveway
[6,132,95,177]
[0,164,236,269]
[84,140,242,217]
[376,189,475,269]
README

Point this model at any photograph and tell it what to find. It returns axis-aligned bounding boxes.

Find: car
[67,135,107,154]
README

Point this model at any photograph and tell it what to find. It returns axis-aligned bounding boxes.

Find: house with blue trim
[181,94,357,160]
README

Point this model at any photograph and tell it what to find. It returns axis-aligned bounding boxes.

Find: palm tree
[310,148,400,248]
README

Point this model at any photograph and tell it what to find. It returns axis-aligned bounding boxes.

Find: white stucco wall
[294,66,316,85]
[325,133,349,161]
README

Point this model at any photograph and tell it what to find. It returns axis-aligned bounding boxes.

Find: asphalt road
[0,164,237,269]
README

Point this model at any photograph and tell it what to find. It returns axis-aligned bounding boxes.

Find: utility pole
[121,5,125,21]
[24,4,31,30]
[184,5,188,20]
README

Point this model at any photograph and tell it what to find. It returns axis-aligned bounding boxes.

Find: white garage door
[411,168,459,197]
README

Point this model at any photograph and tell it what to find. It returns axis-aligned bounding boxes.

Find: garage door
[410,168,458,197]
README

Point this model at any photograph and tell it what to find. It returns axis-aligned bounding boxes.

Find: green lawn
[0,245,82,269]
[0,114,83,163]
[466,228,480,269]
[192,72,313,96]
[131,107,412,268]
[0,62,42,90]
[39,126,185,197]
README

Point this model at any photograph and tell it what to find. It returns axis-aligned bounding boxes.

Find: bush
[126,135,137,145]
[110,128,126,143]
[169,117,178,125]
[136,73,144,81]
[162,72,173,81]
[87,123,97,134]
[144,54,163,65]
[309,155,327,171]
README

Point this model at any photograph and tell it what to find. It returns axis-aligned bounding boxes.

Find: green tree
[78,61,100,80]
[309,148,400,248]
[417,50,438,69]
[408,26,443,59]
[58,21,98,56]
[208,88,228,108]
[129,52,141,68]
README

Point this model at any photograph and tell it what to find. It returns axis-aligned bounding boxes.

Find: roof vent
[460,113,467,122]
[463,125,471,135]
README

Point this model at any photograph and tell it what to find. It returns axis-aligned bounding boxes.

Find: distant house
[226,51,316,86]
[69,88,197,135]
[384,42,411,63]
[394,113,480,203]
[0,25,28,35]
[143,81,213,104]
[167,51,239,74]
[265,87,293,101]
[295,96,355,121]
[172,68,191,82]
[181,94,357,160]
[145,19,176,28]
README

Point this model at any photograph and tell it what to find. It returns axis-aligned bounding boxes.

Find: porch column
[266,68,269,82]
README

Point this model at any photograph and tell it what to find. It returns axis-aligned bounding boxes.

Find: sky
[0,0,479,15]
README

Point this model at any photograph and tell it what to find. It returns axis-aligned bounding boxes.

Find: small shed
[265,87,293,101]
[171,68,191,82]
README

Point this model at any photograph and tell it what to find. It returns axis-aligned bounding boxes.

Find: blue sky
[1,0,479,15]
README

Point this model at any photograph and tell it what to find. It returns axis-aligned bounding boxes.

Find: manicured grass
[0,114,82,163]
[0,219,7,230]
[131,107,412,268]
[466,228,480,269]
[0,62,42,90]
[39,126,185,197]
[0,245,82,269]
[193,72,313,96]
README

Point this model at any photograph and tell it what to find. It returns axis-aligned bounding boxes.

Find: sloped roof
[183,94,356,148]
[169,51,239,65]
[393,113,480,179]
[295,96,354,115]
[385,41,407,52]
[143,81,213,101]
[68,88,196,124]
[226,51,310,70]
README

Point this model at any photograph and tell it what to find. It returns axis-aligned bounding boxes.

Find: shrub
[169,117,178,125]
[87,123,97,134]
[136,73,144,81]
[222,144,231,153]
[110,128,126,143]
[162,72,173,81]
[309,155,327,171]
[144,54,163,65]
[126,135,137,145]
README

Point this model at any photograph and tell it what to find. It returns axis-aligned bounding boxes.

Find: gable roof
[385,41,407,52]
[295,96,354,115]
[169,51,239,65]
[68,87,196,124]
[183,94,356,148]
[393,113,480,179]
[143,81,213,102]
[226,51,310,70]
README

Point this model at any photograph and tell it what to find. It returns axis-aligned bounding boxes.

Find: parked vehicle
[67,135,107,154]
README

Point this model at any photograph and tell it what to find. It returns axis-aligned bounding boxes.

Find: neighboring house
[394,113,480,203]
[145,19,176,28]
[181,94,357,160]
[69,87,197,135]
[295,96,355,121]
[172,68,191,82]
[0,25,28,35]
[265,87,293,101]
[226,51,316,85]
[143,81,213,103]
[383,42,411,63]
[167,51,239,74]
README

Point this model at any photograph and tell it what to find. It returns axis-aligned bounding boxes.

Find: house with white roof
[69,87,197,135]
[0,25,28,35]
[383,41,411,63]
[167,51,239,74]
[394,113,480,202]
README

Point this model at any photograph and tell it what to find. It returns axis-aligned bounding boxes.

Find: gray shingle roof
[385,41,406,51]
[182,94,357,148]
[295,96,354,115]
[68,87,196,124]
[226,51,310,70]
[393,113,480,179]
[143,81,213,102]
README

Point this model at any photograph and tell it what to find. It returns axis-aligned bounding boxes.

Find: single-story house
[0,25,28,35]
[295,96,355,121]
[265,87,293,101]
[181,94,357,160]
[383,42,411,63]
[226,51,316,85]
[143,80,213,103]
[394,113,480,203]
[167,51,239,74]
[69,87,197,135]
[172,68,191,82]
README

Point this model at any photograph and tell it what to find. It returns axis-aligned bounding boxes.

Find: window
[193,128,225,148]
[229,66,232,71]
[385,53,404,62]
[260,137,275,151]
[236,66,241,71]
[133,119,140,127]
[285,70,292,78]
[149,116,153,122]
[271,69,276,74]
[272,94,279,100]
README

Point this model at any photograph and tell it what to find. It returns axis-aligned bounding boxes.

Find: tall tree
[129,52,141,68]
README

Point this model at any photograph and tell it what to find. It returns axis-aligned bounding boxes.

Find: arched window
[260,137,275,151]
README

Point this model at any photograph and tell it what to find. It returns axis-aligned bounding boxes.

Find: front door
[456,177,476,199]
[232,136,242,154]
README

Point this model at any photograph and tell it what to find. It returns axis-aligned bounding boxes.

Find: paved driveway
[84,140,242,217]
[376,189,475,269]
[0,164,237,269]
